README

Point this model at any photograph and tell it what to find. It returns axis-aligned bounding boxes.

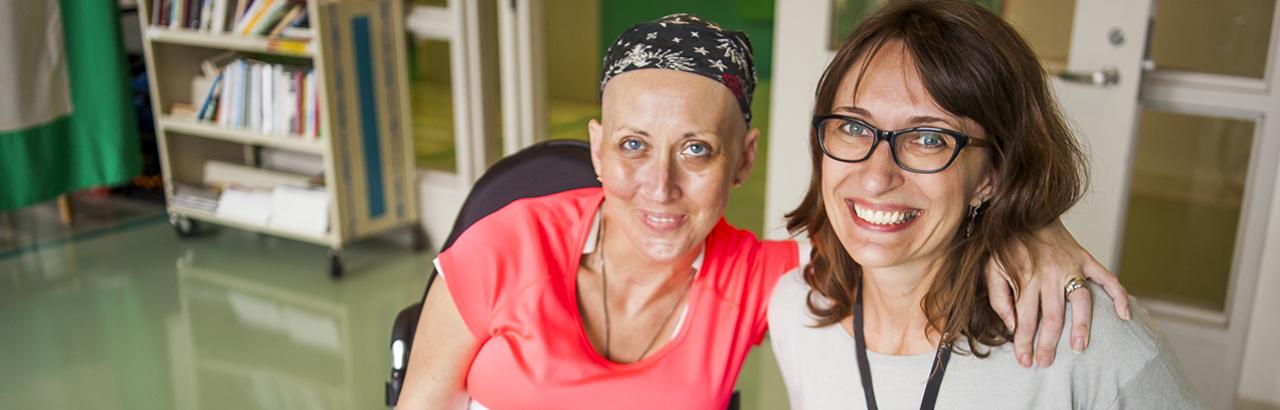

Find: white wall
[1238,131,1280,407]
[762,1,829,240]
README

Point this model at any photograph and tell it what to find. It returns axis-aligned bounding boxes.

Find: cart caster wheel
[328,250,344,280]
[409,225,428,252]
[172,215,201,238]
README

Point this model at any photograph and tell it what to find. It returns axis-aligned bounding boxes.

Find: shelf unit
[138,0,421,278]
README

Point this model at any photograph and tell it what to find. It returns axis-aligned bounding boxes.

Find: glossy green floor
[0,201,788,409]
[0,214,429,409]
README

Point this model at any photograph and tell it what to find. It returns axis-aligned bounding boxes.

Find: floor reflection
[0,216,429,409]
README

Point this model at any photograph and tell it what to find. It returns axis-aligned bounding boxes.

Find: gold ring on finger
[1063,275,1088,299]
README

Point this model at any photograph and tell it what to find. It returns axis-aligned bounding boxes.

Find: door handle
[1055,66,1120,87]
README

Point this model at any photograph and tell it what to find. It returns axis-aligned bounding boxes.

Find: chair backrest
[423,139,599,300]
[440,139,599,250]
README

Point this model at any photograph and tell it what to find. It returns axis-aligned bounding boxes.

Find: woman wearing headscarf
[400,13,1131,410]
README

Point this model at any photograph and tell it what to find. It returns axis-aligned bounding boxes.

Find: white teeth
[646,215,678,224]
[853,202,919,226]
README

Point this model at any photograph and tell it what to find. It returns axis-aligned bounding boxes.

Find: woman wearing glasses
[770,1,1200,408]
[400,12,1135,410]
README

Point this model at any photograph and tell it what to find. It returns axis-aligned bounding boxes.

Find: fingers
[985,262,1017,331]
[1068,285,1093,353]
[1013,280,1040,368]
[1033,279,1066,368]
[1084,259,1131,320]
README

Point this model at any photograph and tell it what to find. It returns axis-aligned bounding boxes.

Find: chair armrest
[386,302,423,406]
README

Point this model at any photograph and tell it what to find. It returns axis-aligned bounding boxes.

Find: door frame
[405,0,502,250]
[1130,4,1280,406]
[497,0,548,156]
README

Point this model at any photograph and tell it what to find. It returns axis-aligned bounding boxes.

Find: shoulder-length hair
[785,0,1088,355]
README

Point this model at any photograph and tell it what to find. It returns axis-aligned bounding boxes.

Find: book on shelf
[195,73,224,121]
[170,102,197,118]
[215,187,272,227]
[204,160,313,191]
[199,57,318,139]
[267,185,329,236]
[173,184,221,212]
[260,148,324,176]
[150,0,310,39]
[198,160,328,234]
[209,184,328,235]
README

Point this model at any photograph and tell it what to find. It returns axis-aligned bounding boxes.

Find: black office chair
[384,139,740,409]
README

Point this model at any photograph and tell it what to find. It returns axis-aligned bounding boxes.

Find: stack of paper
[215,187,272,226]
[266,185,329,237]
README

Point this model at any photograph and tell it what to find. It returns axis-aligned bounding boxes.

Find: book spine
[233,0,264,33]
[196,73,223,120]
[294,70,304,134]
[186,0,199,29]
[262,63,274,133]
[267,5,301,38]
[304,69,315,139]
[283,67,296,135]
[252,1,291,36]
[232,0,250,30]
[249,62,262,131]
[203,79,223,122]
[150,0,163,25]
[199,0,213,31]
[217,64,232,126]
[210,0,225,32]
[238,61,250,128]
[168,0,181,29]
[238,0,275,35]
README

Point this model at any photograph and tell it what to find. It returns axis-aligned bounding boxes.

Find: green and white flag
[0,0,141,211]
[0,1,72,132]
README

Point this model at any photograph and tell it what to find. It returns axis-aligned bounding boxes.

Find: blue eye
[906,132,952,152]
[682,142,711,157]
[839,121,871,137]
[621,139,645,152]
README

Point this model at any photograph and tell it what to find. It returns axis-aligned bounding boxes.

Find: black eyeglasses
[812,114,994,174]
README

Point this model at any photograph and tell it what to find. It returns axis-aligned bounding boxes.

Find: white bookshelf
[159,116,326,154]
[138,0,421,278]
[145,27,315,57]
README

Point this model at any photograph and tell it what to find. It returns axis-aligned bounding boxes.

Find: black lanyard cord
[853,275,953,410]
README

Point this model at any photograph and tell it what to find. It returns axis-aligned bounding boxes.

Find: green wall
[600,0,776,80]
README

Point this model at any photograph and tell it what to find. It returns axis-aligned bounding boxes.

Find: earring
[965,201,984,238]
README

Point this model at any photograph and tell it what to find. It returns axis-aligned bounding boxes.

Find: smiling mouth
[646,214,681,224]
[640,211,687,231]
[851,201,921,226]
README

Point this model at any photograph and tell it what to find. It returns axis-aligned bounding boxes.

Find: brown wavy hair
[785,0,1088,355]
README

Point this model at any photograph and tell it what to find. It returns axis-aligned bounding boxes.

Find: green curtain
[0,0,141,211]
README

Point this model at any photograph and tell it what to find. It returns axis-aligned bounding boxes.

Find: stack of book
[173,184,221,213]
[150,0,311,39]
[188,58,320,139]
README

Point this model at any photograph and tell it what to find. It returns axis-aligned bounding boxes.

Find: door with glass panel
[496,0,603,154]
[1008,1,1280,408]
[768,1,1280,408]
[405,0,503,248]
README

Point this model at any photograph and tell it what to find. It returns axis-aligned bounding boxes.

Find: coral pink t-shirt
[436,188,799,410]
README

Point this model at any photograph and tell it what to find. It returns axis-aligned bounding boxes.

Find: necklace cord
[853,274,952,410]
[598,219,696,362]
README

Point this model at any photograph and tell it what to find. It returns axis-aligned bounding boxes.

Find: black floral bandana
[600,13,758,125]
